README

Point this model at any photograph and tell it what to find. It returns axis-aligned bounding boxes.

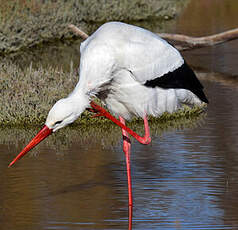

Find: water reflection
[0,108,205,157]
[1,0,238,229]
[2,78,238,229]
[0,103,206,230]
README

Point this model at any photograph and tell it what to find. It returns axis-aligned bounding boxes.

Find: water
[177,0,238,76]
[1,0,238,229]
[1,79,238,230]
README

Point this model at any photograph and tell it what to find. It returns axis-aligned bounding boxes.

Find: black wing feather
[144,62,208,103]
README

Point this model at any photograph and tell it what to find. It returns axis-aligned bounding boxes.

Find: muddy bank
[0,0,189,55]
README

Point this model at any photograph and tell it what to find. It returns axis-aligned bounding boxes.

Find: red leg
[90,101,151,145]
[128,205,133,230]
[119,116,133,207]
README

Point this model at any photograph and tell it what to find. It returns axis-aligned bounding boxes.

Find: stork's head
[46,97,85,132]
[9,94,89,167]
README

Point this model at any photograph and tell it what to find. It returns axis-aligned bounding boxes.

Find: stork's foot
[87,105,105,118]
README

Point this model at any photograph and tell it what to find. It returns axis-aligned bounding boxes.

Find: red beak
[8,125,53,167]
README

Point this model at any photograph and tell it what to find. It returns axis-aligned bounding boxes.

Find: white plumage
[43,22,208,131]
[68,22,205,122]
[9,22,209,205]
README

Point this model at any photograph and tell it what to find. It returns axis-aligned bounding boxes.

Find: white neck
[68,89,90,117]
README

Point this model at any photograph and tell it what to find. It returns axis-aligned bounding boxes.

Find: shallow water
[1,0,238,229]
[1,78,238,230]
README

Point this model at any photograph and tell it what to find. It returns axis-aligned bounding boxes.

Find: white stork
[9,22,208,206]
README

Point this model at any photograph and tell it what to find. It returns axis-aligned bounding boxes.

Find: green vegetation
[0,60,206,128]
[0,109,206,151]
[0,0,205,130]
[0,60,77,126]
[0,0,189,54]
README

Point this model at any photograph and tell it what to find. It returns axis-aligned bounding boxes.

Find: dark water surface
[1,0,238,229]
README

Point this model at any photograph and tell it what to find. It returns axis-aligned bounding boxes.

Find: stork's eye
[55,120,63,125]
